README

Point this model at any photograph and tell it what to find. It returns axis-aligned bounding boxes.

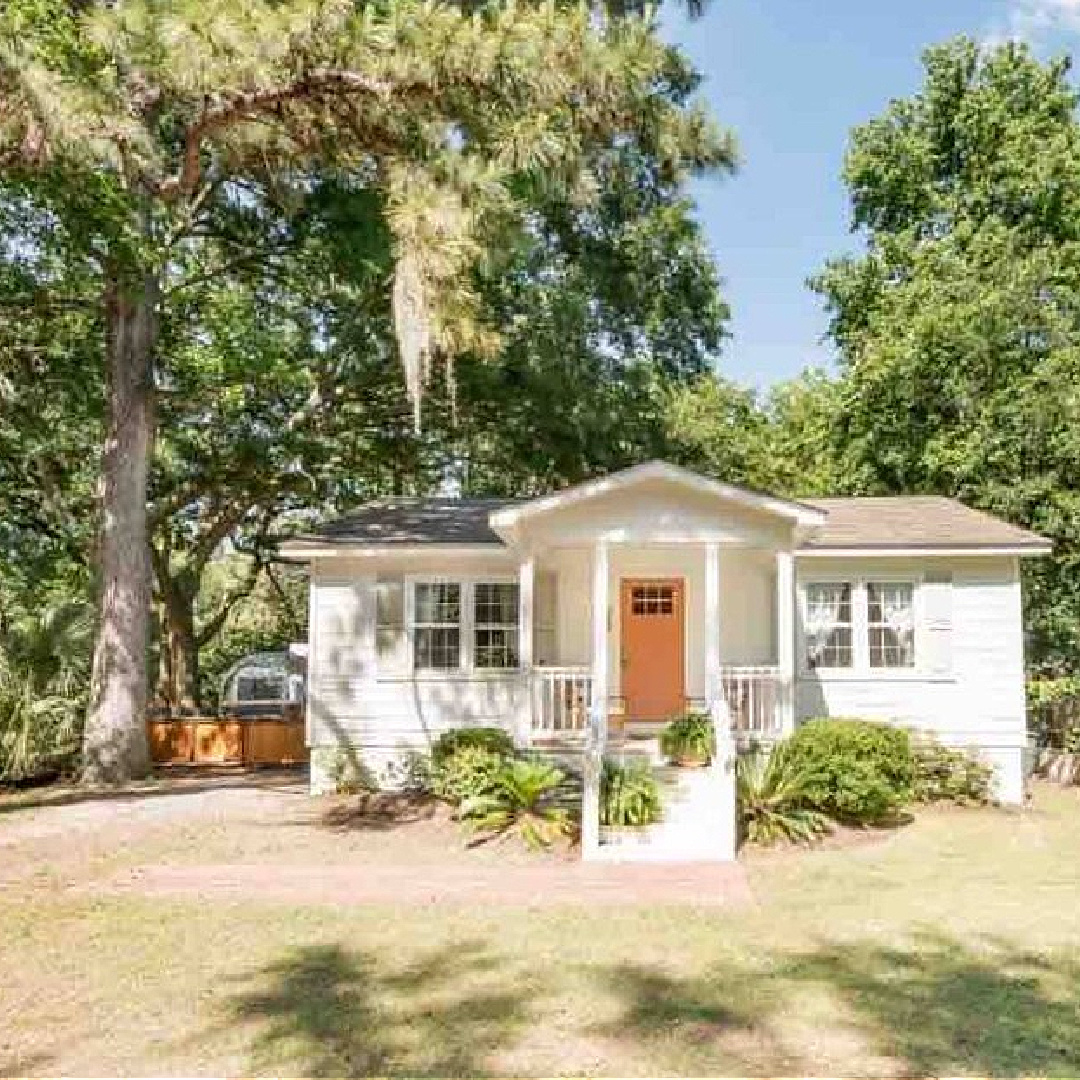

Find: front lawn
[1,779,1078,1076]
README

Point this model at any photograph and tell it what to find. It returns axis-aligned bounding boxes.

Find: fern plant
[460,757,574,850]
[738,742,831,846]
[601,758,662,827]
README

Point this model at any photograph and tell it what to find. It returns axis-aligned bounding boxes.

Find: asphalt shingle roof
[291,492,1048,552]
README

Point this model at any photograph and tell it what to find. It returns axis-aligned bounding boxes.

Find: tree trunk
[82,269,159,784]
[157,587,200,714]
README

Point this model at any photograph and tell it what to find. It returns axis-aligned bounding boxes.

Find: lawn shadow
[218,940,534,1076]
[593,928,1080,1075]
[314,791,442,833]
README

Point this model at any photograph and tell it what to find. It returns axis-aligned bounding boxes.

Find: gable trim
[488,461,827,532]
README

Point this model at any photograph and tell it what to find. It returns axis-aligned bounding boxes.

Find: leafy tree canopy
[813,37,1080,670]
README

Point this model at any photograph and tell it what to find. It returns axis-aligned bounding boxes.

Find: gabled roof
[488,460,827,531]
[277,463,1052,557]
[284,497,516,550]
[801,496,1051,553]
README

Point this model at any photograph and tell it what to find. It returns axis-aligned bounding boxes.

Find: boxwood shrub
[784,719,915,823]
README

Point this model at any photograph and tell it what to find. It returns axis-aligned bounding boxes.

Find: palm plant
[460,758,574,850]
[660,712,715,766]
[738,741,832,846]
[601,758,662,827]
[0,599,91,782]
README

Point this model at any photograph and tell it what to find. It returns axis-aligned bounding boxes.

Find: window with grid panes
[473,581,519,669]
[413,582,462,670]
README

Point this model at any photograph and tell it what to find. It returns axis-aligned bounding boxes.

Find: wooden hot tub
[148,713,308,766]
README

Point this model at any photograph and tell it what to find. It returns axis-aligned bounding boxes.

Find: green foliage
[318,747,376,796]
[1027,678,1080,752]
[0,598,91,781]
[785,719,914,823]
[659,712,715,765]
[430,726,515,767]
[600,758,662,827]
[812,37,1080,672]
[431,745,508,807]
[460,757,574,850]
[909,735,995,805]
[737,742,832,846]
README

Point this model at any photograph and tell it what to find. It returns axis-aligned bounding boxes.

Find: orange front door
[620,578,685,721]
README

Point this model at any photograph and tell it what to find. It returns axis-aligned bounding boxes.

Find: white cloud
[1000,0,1080,43]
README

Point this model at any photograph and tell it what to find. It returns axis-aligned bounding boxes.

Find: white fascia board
[488,460,826,530]
[796,544,1052,558]
[276,543,509,561]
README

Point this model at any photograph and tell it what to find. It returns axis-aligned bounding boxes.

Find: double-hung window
[805,582,854,669]
[867,582,915,669]
[413,582,462,671]
[409,580,520,673]
[473,582,519,670]
[804,579,916,672]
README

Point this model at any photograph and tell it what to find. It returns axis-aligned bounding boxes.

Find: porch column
[518,555,535,746]
[704,541,727,724]
[706,541,737,861]
[776,548,796,735]
[582,537,609,860]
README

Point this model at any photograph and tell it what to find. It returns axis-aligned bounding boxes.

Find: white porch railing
[721,665,784,738]
[532,666,592,735]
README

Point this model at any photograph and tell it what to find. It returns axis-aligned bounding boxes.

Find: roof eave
[797,543,1052,558]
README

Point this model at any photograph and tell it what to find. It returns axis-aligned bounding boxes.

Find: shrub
[737,741,831,845]
[601,758,662,827]
[910,735,995,805]
[460,757,574,850]
[784,719,914,823]
[659,712,715,765]
[431,745,507,806]
[323,747,375,795]
[430,726,515,766]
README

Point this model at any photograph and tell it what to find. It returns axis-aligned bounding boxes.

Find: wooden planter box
[244,719,308,766]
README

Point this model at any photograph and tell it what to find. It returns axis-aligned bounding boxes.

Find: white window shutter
[374,577,409,675]
[920,572,954,676]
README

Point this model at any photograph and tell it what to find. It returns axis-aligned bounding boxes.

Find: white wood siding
[794,555,1027,801]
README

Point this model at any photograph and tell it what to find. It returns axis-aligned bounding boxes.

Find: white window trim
[800,573,922,677]
[404,575,521,678]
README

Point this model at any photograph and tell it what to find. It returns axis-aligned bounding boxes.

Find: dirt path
[1,771,753,907]
[96,858,753,906]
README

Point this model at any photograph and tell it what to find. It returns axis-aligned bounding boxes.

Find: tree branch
[161,69,393,199]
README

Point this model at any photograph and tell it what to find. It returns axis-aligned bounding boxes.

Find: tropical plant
[600,758,662,827]
[910,735,995,805]
[459,757,574,850]
[737,742,832,846]
[431,745,508,807]
[430,726,516,767]
[784,719,915,823]
[0,599,92,782]
[659,712,715,765]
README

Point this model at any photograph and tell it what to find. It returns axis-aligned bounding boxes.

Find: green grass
[1,783,1079,1076]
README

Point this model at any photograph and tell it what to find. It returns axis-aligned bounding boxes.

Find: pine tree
[0,0,729,780]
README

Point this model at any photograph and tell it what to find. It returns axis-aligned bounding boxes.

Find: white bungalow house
[280,461,1051,861]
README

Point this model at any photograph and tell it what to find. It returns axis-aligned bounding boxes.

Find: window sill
[377,669,523,683]
[798,669,955,684]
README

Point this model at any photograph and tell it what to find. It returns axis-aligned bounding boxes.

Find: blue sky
[664,0,1080,388]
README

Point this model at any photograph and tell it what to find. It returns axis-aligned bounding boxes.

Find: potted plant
[659,712,716,767]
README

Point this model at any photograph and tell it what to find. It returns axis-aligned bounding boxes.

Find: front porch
[507,535,799,863]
